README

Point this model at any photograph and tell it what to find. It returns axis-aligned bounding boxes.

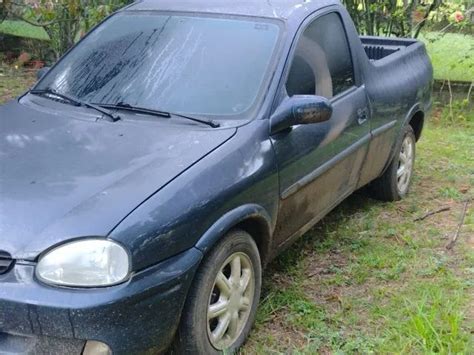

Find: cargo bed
[361,36,419,61]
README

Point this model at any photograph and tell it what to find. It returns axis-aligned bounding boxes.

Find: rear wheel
[173,230,261,354]
[370,125,416,201]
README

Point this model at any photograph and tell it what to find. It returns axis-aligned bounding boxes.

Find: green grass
[0,20,49,41]
[0,67,36,104]
[420,32,474,82]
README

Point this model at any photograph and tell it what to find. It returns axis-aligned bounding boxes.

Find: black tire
[370,125,416,201]
[172,230,262,354]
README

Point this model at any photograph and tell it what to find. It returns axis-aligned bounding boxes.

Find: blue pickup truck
[0,0,432,354]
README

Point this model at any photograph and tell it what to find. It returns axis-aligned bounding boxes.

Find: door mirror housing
[36,67,51,81]
[270,95,333,134]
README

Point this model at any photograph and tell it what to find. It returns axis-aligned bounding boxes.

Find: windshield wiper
[29,88,120,122]
[98,102,171,118]
[96,102,220,128]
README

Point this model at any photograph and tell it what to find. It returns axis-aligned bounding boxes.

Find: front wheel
[370,125,416,201]
[172,230,261,354]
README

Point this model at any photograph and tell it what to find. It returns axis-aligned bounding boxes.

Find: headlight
[36,239,130,287]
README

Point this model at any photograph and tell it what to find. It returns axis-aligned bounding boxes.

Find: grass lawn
[0,20,50,41]
[420,32,474,82]
[0,67,36,104]
[1,70,473,353]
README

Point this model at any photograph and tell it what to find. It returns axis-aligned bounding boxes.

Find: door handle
[357,107,369,125]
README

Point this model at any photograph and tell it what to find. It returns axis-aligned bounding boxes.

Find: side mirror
[36,67,51,81]
[270,95,333,134]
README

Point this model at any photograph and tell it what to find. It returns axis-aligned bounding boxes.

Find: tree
[341,0,443,37]
[2,0,132,58]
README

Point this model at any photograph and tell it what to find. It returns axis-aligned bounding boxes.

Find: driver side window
[286,12,355,99]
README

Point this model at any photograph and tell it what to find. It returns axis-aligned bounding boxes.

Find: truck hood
[0,100,235,260]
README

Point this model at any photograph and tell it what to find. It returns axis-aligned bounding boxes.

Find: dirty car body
[0,0,432,354]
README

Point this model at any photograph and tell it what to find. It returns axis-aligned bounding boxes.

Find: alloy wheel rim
[207,252,255,350]
[397,136,414,194]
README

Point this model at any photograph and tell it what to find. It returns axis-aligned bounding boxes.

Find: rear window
[286,12,355,98]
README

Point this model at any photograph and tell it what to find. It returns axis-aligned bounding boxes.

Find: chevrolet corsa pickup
[0,0,432,353]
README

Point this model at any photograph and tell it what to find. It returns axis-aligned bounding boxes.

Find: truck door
[271,11,370,247]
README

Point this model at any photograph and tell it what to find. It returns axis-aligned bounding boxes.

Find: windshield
[35,12,280,119]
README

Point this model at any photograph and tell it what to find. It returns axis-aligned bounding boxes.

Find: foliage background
[341,0,472,37]
[1,0,472,57]
[1,0,133,58]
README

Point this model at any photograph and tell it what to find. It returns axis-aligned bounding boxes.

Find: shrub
[341,0,472,37]
[3,0,133,58]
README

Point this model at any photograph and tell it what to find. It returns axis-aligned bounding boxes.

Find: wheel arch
[195,204,273,267]
[384,104,424,171]
[408,110,424,142]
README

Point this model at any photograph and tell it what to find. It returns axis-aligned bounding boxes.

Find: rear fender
[380,103,423,175]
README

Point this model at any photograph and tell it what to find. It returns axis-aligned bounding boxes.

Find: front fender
[109,120,279,271]
[195,203,273,259]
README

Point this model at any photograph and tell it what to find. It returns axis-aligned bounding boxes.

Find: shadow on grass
[264,190,383,278]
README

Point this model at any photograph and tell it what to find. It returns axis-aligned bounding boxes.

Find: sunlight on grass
[420,32,474,82]
[380,279,470,353]
[0,20,50,41]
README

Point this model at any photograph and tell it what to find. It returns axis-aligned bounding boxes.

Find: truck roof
[127,0,341,21]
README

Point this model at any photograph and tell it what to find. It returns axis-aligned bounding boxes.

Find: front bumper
[0,248,202,354]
